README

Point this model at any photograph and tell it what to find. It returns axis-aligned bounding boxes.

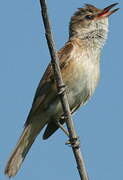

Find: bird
[5,3,119,178]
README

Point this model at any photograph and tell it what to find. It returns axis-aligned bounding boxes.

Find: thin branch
[39,0,89,180]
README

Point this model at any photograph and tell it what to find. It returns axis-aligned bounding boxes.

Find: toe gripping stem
[57,84,66,95]
[56,121,80,149]
[65,136,80,149]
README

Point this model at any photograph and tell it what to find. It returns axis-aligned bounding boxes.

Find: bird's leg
[55,120,70,137]
[55,120,80,148]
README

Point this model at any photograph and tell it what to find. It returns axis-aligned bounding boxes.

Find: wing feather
[25,41,74,126]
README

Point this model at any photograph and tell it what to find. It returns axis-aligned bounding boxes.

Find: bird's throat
[70,28,108,49]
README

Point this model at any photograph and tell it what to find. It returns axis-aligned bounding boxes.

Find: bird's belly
[65,72,91,110]
[64,60,99,109]
[46,55,100,118]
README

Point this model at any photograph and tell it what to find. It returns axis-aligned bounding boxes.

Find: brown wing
[25,41,74,126]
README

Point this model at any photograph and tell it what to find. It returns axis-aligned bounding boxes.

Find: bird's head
[69,3,119,46]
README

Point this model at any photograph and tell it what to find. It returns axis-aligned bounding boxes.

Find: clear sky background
[0,0,122,180]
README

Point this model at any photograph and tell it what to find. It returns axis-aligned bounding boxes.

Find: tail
[5,119,46,178]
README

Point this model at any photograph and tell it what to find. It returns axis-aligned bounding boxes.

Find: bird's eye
[85,15,93,20]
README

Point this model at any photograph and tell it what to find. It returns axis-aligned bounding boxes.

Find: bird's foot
[65,136,80,148]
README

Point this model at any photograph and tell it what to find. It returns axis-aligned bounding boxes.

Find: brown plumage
[5,3,119,178]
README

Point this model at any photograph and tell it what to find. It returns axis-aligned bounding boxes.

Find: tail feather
[5,120,46,178]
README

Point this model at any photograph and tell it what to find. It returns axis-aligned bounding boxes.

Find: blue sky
[0,0,122,180]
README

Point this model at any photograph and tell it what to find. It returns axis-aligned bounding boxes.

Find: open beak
[97,3,119,17]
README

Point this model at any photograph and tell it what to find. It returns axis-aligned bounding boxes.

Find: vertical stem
[39,1,89,180]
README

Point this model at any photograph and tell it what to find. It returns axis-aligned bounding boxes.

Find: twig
[39,0,89,180]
